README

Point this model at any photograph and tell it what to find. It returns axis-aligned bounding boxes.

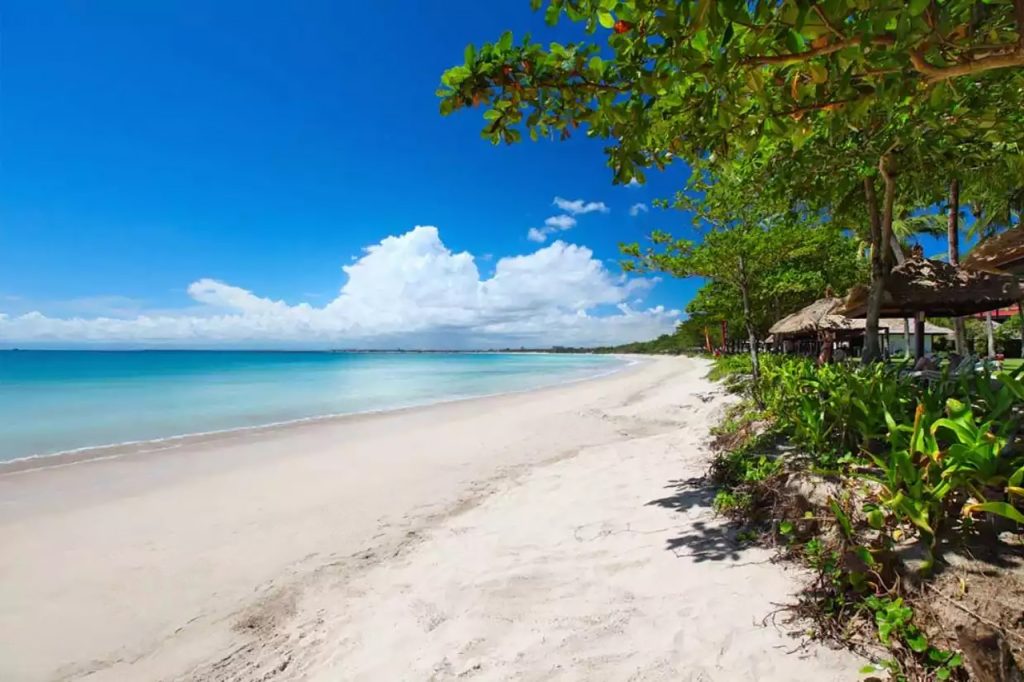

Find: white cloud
[544,214,577,230]
[629,203,649,217]
[1,227,677,349]
[527,228,549,243]
[553,197,610,215]
[626,178,642,188]
[527,214,580,242]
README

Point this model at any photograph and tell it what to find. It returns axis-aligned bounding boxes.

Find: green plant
[863,596,963,680]
[861,404,950,575]
[712,490,753,516]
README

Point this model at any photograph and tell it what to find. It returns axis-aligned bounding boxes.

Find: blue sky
[0,1,703,348]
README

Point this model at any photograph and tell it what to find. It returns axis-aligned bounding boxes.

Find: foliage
[439,0,1024,362]
[862,596,964,680]
[759,356,914,466]
[439,0,1024,180]
[627,206,865,343]
[712,489,754,516]
[713,354,1024,570]
[706,354,1024,676]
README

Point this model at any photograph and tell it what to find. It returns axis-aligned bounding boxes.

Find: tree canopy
[439,0,1024,361]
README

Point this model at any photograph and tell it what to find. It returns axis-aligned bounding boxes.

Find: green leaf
[829,498,853,540]
[965,501,1024,523]
[785,29,807,54]
[779,520,794,535]
[544,3,560,25]
[597,11,615,29]
[464,43,476,64]
[867,509,885,529]
[721,22,734,47]
[906,632,929,653]
[1009,465,1024,489]
[498,30,513,51]
[908,0,930,16]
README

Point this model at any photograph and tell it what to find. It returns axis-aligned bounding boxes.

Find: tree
[621,196,861,389]
[439,0,1024,361]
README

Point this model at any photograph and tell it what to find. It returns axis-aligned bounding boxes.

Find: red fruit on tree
[613,20,632,34]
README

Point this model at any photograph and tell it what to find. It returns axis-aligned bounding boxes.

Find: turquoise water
[0,351,625,462]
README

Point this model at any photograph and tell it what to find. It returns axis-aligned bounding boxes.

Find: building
[871,319,954,355]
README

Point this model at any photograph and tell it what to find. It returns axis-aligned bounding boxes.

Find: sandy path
[0,356,861,681]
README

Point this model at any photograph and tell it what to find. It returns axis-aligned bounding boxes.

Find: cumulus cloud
[526,228,549,243]
[1,227,677,349]
[527,214,580,243]
[553,196,610,215]
[545,214,577,230]
[629,203,649,217]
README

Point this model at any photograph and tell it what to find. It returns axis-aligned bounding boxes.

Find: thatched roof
[842,256,1023,318]
[962,228,1024,275]
[769,297,855,338]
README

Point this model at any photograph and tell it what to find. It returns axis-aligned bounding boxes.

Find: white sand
[0,356,862,681]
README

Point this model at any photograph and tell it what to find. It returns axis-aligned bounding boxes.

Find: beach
[0,356,861,681]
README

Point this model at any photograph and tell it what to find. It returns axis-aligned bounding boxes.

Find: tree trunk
[862,177,886,363]
[737,255,760,385]
[879,154,897,272]
[948,178,968,353]
[986,311,996,358]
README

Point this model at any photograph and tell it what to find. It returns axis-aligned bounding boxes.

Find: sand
[0,356,862,681]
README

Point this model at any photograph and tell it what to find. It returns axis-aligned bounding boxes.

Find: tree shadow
[647,476,752,563]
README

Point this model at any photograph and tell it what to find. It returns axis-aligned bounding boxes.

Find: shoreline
[0,354,639,476]
[0,355,861,681]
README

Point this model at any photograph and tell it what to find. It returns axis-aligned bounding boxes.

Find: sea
[0,350,628,463]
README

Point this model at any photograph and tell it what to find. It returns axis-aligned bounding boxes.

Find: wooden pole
[985,311,996,358]
[1019,301,1024,352]
[915,312,926,360]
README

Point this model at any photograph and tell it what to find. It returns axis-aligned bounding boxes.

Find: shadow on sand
[647,476,764,563]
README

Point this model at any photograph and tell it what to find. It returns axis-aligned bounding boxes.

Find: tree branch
[743,36,894,66]
[910,48,1024,82]
[812,5,845,39]
[774,96,863,119]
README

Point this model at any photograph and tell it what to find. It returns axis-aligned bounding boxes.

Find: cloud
[625,178,642,188]
[527,214,580,242]
[552,197,609,215]
[629,203,649,217]
[1,227,677,349]
[544,214,577,230]
[526,228,549,243]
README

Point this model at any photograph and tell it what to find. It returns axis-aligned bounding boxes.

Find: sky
[0,0,704,349]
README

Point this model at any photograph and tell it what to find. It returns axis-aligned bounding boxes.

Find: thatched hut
[962,228,1024,276]
[769,297,853,339]
[842,256,1023,318]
